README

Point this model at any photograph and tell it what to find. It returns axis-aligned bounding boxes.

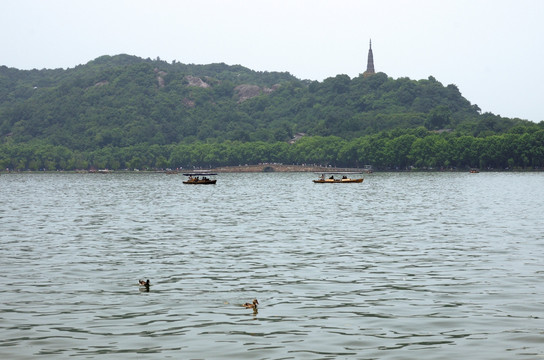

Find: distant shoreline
[1,164,540,174]
[211,164,368,173]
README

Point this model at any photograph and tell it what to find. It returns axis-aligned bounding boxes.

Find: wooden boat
[182,173,217,184]
[313,173,364,183]
[469,169,480,173]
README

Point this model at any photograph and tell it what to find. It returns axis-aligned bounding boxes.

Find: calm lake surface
[1,171,543,359]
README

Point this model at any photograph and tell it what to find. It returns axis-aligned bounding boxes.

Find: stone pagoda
[363,39,375,77]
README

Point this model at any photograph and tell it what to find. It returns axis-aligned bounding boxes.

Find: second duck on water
[243,299,258,309]
[139,279,150,291]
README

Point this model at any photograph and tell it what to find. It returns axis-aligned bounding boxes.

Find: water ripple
[1,172,543,359]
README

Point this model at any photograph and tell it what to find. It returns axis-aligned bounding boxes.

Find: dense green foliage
[1,54,542,170]
[2,126,543,171]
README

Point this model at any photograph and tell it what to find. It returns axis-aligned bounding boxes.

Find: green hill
[0,55,542,171]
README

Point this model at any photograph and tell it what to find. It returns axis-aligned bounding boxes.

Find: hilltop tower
[363,39,375,77]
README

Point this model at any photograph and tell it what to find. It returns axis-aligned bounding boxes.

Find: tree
[425,105,451,130]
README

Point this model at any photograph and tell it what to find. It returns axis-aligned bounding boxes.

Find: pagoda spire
[363,39,375,77]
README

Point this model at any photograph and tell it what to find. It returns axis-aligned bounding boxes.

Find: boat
[469,168,480,173]
[313,172,364,183]
[182,173,217,184]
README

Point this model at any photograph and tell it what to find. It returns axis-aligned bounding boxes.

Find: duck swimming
[138,279,150,292]
[243,299,258,309]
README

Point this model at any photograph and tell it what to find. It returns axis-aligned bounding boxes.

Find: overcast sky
[1,0,543,122]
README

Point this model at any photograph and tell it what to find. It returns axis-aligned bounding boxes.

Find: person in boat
[319,174,325,180]
[342,175,347,179]
[329,175,334,180]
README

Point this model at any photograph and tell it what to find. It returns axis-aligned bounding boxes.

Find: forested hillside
[0,54,542,171]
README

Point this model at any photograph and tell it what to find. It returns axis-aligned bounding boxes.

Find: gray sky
[2,0,543,122]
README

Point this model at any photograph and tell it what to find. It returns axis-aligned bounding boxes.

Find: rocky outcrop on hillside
[234,84,280,102]
[154,68,167,88]
[185,75,210,88]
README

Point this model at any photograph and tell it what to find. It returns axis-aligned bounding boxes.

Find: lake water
[1,171,543,359]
